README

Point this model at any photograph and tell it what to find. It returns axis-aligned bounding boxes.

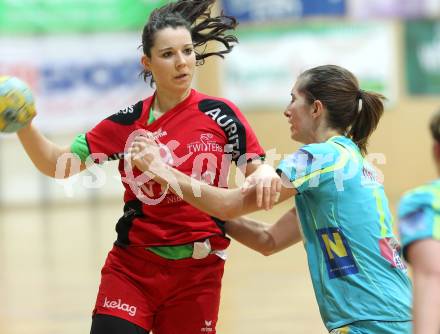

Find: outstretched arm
[407,239,440,334]
[17,124,85,178]
[225,207,301,256]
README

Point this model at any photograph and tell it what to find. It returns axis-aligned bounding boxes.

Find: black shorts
[91,314,149,334]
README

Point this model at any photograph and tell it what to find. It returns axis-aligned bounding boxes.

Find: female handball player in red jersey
[15,1,274,333]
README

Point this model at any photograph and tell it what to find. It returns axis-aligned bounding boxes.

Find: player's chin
[172,81,192,94]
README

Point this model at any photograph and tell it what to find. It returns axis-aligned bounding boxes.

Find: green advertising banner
[405,20,440,95]
[0,0,168,33]
[224,22,397,108]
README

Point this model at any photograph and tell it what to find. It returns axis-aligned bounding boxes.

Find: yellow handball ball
[0,76,36,133]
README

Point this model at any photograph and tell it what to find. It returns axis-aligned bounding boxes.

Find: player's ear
[312,100,324,119]
[141,55,152,72]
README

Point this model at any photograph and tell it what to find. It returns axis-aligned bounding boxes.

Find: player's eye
[183,48,193,55]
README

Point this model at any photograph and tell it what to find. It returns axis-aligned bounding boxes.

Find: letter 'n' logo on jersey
[317,228,359,279]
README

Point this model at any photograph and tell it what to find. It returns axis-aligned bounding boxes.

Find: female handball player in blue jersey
[130,64,413,334]
[398,109,440,334]
[15,1,271,333]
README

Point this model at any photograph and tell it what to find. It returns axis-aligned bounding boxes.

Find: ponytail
[297,65,386,155]
[430,109,440,143]
[347,90,385,155]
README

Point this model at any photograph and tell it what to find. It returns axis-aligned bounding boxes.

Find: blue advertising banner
[221,0,345,22]
[302,0,346,16]
[349,0,425,19]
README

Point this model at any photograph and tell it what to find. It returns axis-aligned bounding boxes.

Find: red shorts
[93,245,225,334]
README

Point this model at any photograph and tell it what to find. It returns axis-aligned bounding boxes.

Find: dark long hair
[430,109,440,143]
[141,0,238,82]
[297,65,385,155]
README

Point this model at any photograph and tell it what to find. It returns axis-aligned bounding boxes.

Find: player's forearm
[153,166,256,220]
[412,269,440,334]
[226,208,301,256]
[17,124,78,178]
[225,216,276,256]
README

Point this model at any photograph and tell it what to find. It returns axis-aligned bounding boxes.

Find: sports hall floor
[0,200,328,334]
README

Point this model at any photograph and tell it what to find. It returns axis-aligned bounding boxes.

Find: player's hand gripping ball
[0,76,36,133]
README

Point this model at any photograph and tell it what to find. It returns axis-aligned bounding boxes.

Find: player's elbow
[34,165,62,179]
[41,166,71,179]
[258,232,277,256]
[34,150,84,179]
[260,249,275,257]
[51,170,74,179]
[42,164,83,179]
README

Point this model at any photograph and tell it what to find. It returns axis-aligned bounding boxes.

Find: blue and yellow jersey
[398,179,440,260]
[277,136,412,331]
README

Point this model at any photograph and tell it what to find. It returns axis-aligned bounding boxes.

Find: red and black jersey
[85,89,265,249]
